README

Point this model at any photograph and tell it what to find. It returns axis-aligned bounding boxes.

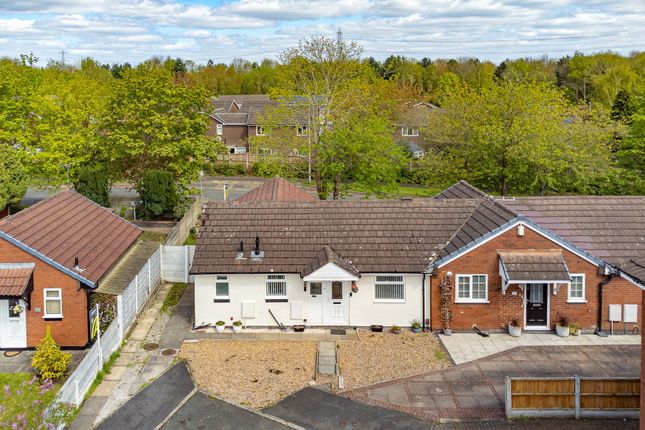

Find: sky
[0,0,643,66]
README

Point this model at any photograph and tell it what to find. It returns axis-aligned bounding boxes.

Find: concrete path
[266,386,432,429]
[0,349,85,374]
[189,327,358,341]
[439,332,640,364]
[317,341,336,375]
[345,345,640,422]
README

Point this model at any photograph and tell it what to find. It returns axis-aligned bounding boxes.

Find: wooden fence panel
[511,379,575,409]
[579,379,640,409]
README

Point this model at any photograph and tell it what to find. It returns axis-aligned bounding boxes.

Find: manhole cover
[143,343,159,351]
[3,351,20,357]
[330,329,346,335]
[161,348,176,356]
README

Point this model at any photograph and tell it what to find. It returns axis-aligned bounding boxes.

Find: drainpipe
[422,272,426,331]
[596,273,613,336]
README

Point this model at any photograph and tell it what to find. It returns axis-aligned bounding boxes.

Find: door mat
[330,329,346,335]
[3,351,21,357]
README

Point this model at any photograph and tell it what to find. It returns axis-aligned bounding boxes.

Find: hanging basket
[351,281,358,293]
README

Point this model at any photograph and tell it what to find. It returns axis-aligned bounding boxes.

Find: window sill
[455,300,489,304]
[373,299,405,304]
[567,300,587,304]
[43,316,63,320]
[213,299,230,303]
[265,298,288,303]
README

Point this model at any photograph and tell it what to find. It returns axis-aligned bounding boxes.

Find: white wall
[194,273,424,327]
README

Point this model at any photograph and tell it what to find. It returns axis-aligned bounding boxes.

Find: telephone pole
[337,28,343,44]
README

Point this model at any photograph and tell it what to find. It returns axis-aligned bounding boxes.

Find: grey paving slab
[434,418,638,430]
[265,387,432,430]
[69,396,109,430]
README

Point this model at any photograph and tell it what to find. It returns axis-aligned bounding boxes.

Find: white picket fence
[56,247,166,407]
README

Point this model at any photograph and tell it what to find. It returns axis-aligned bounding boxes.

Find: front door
[525,284,548,327]
[323,281,347,325]
[0,299,27,349]
[308,282,323,325]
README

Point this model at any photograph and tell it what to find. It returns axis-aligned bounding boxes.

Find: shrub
[31,326,72,380]
[140,169,178,218]
[74,165,111,206]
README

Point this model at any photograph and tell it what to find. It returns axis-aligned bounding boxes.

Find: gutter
[422,272,426,330]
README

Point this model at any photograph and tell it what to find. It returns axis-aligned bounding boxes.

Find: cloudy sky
[0,0,642,66]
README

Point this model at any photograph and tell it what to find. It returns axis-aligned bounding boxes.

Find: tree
[31,326,72,380]
[611,90,635,123]
[140,169,179,217]
[0,145,28,210]
[616,91,645,180]
[100,63,223,188]
[74,165,111,206]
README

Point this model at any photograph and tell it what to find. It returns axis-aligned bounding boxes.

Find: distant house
[0,191,142,348]
[236,176,317,202]
[395,101,440,158]
[191,178,644,332]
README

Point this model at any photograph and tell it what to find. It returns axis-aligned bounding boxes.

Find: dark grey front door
[526,283,548,326]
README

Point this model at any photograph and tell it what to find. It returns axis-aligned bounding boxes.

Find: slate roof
[210,95,307,126]
[434,180,488,200]
[303,245,360,278]
[237,176,318,203]
[0,263,34,297]
[498,250,570,282]
[191,199,481,275]
[0,191,142,285]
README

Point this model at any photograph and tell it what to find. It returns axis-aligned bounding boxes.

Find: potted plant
[391,325,402,334]
[569,322,580,336]
[370,325,383,332]
[215,320,225,333]
[555,315,570,337]
[508,318,521,337]
[411,320,422,333]
[440,274,453,336]
[232,320,243,333]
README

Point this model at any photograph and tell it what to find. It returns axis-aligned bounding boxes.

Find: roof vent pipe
[252,235,264,259]
[73,256,85,273]
[236,241,245,259]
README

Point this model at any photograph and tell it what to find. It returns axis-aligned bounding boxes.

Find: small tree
[74,164,111,206]
[140,169,178,218]
[31,326,72,380]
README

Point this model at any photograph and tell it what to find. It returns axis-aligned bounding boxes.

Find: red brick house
[0,191,142,349]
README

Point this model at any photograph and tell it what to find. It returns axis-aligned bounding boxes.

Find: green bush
[209,162,246,176]
[140,169,179,218]
[31,326,72,380]
[74,164,111,206]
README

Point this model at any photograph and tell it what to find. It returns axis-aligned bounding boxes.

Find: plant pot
[391,328,402,335]
[215,324,225,333]
[556,324,570,337]
[293,325,305,332]
[443,328,452,336]
[370,325,383,333]
[232,324,242,333]
[508,325,521,337]
[411,326,421,333]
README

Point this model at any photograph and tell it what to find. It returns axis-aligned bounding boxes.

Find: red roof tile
[0,263,34,296]
[237,176,318,202]
[0,191,142,285]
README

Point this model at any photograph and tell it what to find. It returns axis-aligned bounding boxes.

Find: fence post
[74,380,79,405]
[574,375,580,419]
[184,245,189,283]
[117,294,124,343]
[135,274,139,313]
[505,376,512,418]
[159,245,164,282]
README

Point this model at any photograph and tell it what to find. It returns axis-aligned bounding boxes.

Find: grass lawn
[0,372,33,388]
[161,283,188,313]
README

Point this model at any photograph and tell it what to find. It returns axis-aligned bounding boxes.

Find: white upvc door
[308,282,324,325]
[323,281,347,325]
[0,299,27,349]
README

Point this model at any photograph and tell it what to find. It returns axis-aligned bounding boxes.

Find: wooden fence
[506,376,639,419]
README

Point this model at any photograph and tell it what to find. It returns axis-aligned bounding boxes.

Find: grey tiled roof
[498,250,571,282]
[303,245,360,278]
[434,180,488,200]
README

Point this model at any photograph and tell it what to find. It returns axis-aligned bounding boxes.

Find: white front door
[308,282,323,325]
[0,299,27,349]
[323,281,347,325]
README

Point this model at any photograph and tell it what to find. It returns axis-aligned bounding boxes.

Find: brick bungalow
[0,191,142,349]
[191,178,645,335]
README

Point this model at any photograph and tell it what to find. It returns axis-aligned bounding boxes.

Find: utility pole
[337,28,343,44]
[59,49,67,66]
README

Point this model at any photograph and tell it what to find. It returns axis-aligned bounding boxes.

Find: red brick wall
[0,238,89,347]
[430,225,642,332]
[602,276,642,334]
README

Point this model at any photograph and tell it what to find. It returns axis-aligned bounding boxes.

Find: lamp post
[130,201,137,221]
[199,170,204,200]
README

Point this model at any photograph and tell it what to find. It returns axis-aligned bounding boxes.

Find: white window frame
[43,288,63,318]
[401,126,419,137]
[233,146,246,154]
[374,275,405,303]
[568,273,586,303]
[266,274,287,299]
[256,125,265,136]
[455,274,489,303]
[214,275,229,299]
[216,123,223,136]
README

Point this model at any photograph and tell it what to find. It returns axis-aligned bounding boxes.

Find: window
[216,123,223,136]
[375,275,405,302]
[401,127,419,137]
[266,274,287,299]
[297,125,308,136]
[44,288,62,318]
[529,284,544,303]
[455,275,488,303]
[8,299,21,318]
[233,146,246,154]
[310,282,322,296]
[215,275,229,299]
[256,126,265,136]
[568,274,586,302]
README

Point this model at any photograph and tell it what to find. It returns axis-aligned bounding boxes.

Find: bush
[74,165,111,206]
[209,162,246,176]
[140,169,179,218]
[31,326,72,380]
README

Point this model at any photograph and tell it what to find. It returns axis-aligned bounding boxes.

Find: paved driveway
[344,345,640,421]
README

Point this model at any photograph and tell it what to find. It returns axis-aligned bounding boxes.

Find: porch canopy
[0,263,34,297]
[302,245,359,282]
[498,250,570,294]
